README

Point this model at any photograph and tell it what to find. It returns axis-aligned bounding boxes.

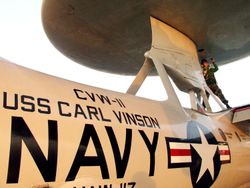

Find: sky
[0,0,249,111]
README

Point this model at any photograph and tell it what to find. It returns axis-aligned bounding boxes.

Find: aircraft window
[136,75,168,101]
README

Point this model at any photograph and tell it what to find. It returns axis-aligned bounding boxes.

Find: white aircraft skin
[0,17,249,188]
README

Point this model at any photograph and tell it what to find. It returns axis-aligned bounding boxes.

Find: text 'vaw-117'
[0,1,250,188]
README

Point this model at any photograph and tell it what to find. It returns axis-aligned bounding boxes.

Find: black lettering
[106,127,132,178]
[113,111,122,123]
[74,104,87,118]
[98,108,111,122]
[38,98,51,114]
[135,114,144,127]
[96,94,111,105]
[218,128,227,141]
[139,131,158,176]
[122,112,128,124]
[143,116,152,128]
[102,185,112,188]
[66,124,109,181]
[58,101,71,117]
[235,132,242,142]
[3,92,18,110]
[128,182,136,188]
[119,99,126,108]
[126,113,137,125]
[85,91,96,102]
[115,98,126,108]
[21,95,35,112]
[150,117,160,129]
[87,106,99,120]
[74,89,87,100]
[7,116,58,183]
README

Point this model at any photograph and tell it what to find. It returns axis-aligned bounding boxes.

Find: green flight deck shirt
[202,63,218,85]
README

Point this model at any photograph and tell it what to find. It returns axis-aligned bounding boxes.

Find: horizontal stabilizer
[232,104,250,123]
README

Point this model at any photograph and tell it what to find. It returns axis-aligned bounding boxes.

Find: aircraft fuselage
[0,60,249,188]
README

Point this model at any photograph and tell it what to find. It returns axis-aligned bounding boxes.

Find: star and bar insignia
[166,121,231,188]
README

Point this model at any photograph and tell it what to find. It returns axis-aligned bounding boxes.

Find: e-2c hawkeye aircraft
[1,3,250,188]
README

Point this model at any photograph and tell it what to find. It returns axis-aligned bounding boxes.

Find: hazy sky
[0,0,249,110]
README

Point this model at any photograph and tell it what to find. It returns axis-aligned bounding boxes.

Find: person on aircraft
[200,58,231,109]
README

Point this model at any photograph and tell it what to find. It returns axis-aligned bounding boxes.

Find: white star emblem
[166,121,231,187]
[191,127,218,183]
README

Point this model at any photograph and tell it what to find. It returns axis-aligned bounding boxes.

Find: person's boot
[225,103,231,109]
[223,100,231,109]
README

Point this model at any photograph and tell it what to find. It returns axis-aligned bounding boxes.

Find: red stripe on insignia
[170,149,191,156]
[219,150,230,155]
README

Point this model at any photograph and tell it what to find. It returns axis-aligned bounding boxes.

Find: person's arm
[210,58,218,72]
